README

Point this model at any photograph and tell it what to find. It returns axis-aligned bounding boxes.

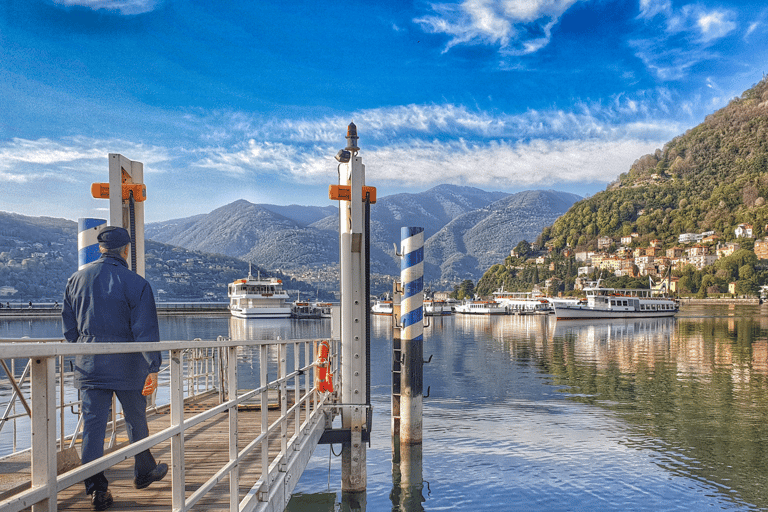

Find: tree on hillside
[514,240,531,258]
[452,280,475,300]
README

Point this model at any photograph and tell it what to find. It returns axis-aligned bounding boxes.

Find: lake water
[3,304,768,511]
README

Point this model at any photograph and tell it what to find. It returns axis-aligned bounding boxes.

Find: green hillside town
[473,77,768,301]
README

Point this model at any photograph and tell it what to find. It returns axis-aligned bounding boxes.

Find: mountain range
[145,185,582,288]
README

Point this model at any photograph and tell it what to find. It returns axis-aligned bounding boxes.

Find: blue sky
[1,0,767,222]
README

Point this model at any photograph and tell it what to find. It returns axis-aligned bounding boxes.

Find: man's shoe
[134,462,168,489]
[91,490,113,511]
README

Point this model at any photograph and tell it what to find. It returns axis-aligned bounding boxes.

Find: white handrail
[0,336,339,512]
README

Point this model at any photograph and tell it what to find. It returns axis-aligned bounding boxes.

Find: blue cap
[97,226,131,249]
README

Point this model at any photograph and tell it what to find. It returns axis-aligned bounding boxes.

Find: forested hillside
[474,77,768,298]
[541,77,768,251]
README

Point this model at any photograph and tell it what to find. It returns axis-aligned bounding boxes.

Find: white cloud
[638,0,671,20]
[414,0,579,55]
[0,137,171,182]
[0,99,687,220]
[52,0,159,15]
[632,1,738,80]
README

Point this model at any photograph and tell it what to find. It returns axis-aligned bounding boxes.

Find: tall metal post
[399,227,424,445]
[338,123,368,495]
[107,153,146,276]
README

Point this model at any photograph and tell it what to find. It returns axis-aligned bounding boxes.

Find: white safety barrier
[0,336,338,512]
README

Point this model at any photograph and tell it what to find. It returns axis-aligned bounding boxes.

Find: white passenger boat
[454,299,506,315]
[424,299,452,316]
[371,299,393,315]
[227,266,291,319]
[492,289,552,315]
[291,300,321,319]
[552,283,678,320]
[312,301,335,318]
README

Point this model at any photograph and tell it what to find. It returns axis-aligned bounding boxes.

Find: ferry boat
[552,283,678,320]
[454,299,506,315]
[492,289,551,315]
[371,299,393,315]
[291,301,321,319]
[424,299,452,316]
[312,301,335,318]
[227,266,291,319]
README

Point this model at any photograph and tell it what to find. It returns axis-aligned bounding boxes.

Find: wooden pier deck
[0,392,308,511]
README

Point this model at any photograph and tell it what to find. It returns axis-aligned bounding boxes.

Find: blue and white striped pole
[78,218,106,269]
[400,227,424,342]
[400,226,424,445]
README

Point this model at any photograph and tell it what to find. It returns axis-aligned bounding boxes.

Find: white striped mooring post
[400,226,424,445]
[77,218,106,269]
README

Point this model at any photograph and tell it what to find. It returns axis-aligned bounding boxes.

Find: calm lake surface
[3,304,768,511]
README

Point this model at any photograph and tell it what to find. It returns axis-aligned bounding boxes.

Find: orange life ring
[315,340,334,393]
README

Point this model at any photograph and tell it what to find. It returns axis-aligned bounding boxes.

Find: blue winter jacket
[62,253,162,390]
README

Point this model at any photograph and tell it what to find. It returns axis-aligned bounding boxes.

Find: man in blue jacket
[62,226,167,511]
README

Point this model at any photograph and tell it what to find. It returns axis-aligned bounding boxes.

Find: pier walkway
[0,337,339,512]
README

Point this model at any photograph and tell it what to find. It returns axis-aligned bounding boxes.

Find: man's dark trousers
[81,388,157,494]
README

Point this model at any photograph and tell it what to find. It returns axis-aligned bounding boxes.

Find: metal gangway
[0,335,340,512]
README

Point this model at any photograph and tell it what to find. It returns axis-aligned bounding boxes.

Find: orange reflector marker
[91,183,147,202]
[328,185,377,203]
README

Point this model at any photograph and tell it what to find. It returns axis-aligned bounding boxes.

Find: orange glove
[142,373,158,396]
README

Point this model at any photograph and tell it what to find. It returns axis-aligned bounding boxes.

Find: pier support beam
[336,123,369,496]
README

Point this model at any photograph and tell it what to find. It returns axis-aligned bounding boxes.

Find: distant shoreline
[678,297,762,305]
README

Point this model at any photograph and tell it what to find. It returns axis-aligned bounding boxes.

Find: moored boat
[424,298,452,316]
[291,300,321,319]
[371,299,393,315]
[454,299,506,315]
[312,301,335,318]
[553,282,678,320]
[227,266,291,319]
[492,289,551,315]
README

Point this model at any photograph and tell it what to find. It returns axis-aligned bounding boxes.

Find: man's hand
[142,373,158,396]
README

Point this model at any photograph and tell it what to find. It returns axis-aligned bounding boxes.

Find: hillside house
[666,247,685,259]
[649,239,662,248]
[678,233,700,244]
[717,242,741,258]
[687,254,718,270]
[597,236,612,250]
[735,224,753,238]
[687,245,709,257]
[577,266,595,276]
[755,239,768,260]
[702,233,720,244]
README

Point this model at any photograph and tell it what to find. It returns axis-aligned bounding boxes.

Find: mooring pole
[336,123,368,497]
[399,227,424,445]
[391,278,403,465]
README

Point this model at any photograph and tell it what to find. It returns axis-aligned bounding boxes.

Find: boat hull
[230,307,292,319]
[553,305,678,320]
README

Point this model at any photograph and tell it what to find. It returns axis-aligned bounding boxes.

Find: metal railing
[0,336,338,512]
[0,340,219,460]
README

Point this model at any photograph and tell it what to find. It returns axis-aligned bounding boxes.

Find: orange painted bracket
[328,185,376,203]
[91,182,147,202]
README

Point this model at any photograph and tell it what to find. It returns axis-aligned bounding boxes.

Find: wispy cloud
[0,98,685,219]
[414,0,579,55]
[0,137,171,181]
[180,98,682,187]
[632,1,738,80]
[51,0,159,15]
